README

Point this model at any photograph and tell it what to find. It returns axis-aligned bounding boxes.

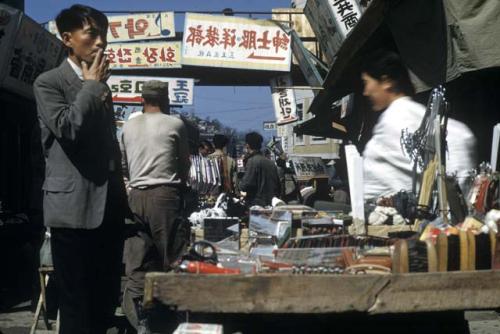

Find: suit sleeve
[34,75,110,146]
[239,160,257,192]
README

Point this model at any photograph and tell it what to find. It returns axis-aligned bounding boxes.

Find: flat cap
[141,80,169,98]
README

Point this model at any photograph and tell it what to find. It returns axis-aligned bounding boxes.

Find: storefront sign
[109,75,194,105]
[263,121,277,131]
[270,74,298,125]
[0,5,21,82]
[45,12,175,43]
[108,41,182,69]
[329,0,362,38]
[1,14,64,99]
[182,13,291,71]
[290,156,329,180]
[304,0,363,65]
[107,12,175,42]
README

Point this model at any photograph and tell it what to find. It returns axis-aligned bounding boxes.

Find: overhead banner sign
[270,74,298,125]
[107,41,182,69]
[45,12,175,43]
[263,121,277,131]
[107,12,175,42]
[1,13,64,99]
[329,0,362,39]
[182,13,292,71]
[290,156,329,180]
[304,0,362,65]
[108,75,194,105]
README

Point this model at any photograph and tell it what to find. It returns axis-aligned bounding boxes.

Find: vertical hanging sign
[270,74,298,125]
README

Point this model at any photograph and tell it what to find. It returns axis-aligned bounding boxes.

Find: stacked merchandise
[173,90,499,277]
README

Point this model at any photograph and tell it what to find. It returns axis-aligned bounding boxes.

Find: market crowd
[30,3,479,334]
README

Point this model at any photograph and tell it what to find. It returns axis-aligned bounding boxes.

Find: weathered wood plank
[145,271,500,314]
[145,273,389,313]
[370,270,500,314]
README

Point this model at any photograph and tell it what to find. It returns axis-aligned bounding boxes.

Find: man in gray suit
[33,5,129,334]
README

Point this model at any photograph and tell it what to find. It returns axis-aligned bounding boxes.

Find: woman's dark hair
[245,132,263,150]
[361,50,415,96]
[55,4,108,35]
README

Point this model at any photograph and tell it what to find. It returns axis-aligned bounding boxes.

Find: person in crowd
[239,132,281,207]
[198,139,214,157]
[276,156,302,203]
[361,50,476,200]
[33,5,129,333]
[120,80,190,333]
[209,134,238,194]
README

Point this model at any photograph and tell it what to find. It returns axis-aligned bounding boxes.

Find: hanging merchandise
[188,155,222,196]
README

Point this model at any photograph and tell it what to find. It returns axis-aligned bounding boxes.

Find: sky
[25,0,293,136]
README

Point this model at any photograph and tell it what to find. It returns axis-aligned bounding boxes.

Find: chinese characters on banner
[108,76,194,105]
[270,74,298,125]
[290,156,329,180]
[45,12,175,43]
[107,41,182,69]
[263,121,277,131]
[182,13,291,71]
[329,0,362,38]
[107,12,175,42]
[304,0,362,65]
[1,13,64,99]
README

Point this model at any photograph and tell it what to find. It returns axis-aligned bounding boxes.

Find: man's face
[199,145,209,157]
[361,73,392,112]
[62,20,107,64]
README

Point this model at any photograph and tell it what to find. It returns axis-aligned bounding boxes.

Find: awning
[293,111,348,139]
[307,0,500,116]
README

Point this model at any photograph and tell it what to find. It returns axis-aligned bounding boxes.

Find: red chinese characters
[221,28,236,49]
[203,26,220,47]
[125,18,149,39]
[186,25,204,46]
[239,30,257,49]
[142,47,176,64]
[185,24,290,54]
[272,31,290,53]
[116,48,132,64]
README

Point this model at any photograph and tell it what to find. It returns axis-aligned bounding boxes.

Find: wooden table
[144,270,500,314]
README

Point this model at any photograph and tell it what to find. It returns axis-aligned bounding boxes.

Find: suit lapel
[60,59,83,93]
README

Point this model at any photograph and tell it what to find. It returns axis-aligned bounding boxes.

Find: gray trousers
[124,185,180,300]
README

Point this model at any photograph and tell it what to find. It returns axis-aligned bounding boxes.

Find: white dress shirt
[67,58,84,81]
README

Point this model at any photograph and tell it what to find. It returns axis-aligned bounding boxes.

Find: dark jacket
[34,59,129,229]
[239,152,280,207]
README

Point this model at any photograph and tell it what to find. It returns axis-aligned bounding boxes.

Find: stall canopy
[305,0,500,117]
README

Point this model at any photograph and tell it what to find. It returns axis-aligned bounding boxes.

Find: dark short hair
[199,140,213,150]
[361,50,415,96]
[55,4,108,35]
[245,132,263,150]
[213,134,228,149]
[143,95,169,109]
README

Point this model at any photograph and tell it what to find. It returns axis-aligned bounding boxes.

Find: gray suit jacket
[34,59,129,229]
